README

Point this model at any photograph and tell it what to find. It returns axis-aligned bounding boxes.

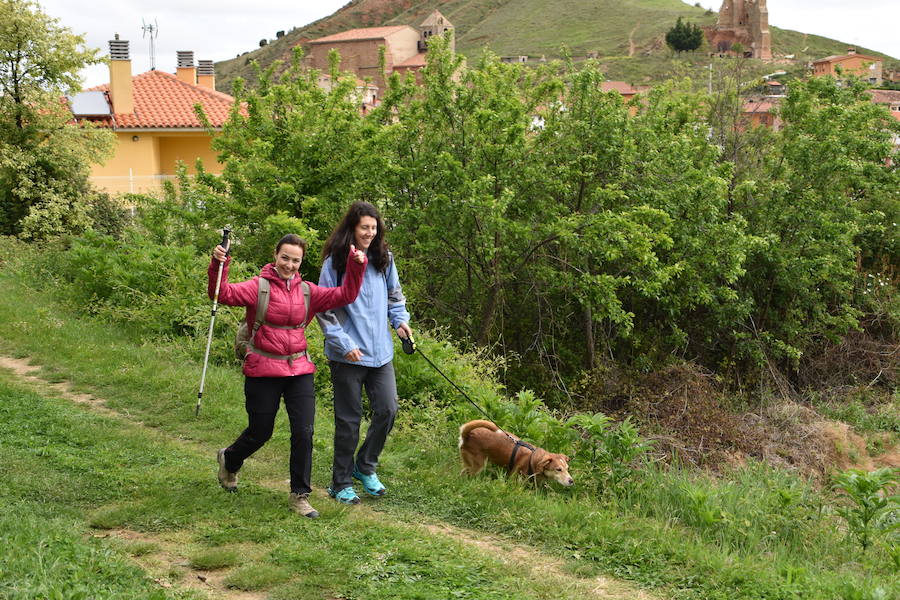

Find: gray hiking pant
[329,360,398,491]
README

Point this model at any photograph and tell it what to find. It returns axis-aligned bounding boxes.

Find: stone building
[305,10,453,99]
[709,0,772,59]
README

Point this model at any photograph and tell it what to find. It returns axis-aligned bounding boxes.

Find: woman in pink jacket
[209,234,366,518]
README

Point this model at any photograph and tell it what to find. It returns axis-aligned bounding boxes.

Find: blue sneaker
[327,486,360,505]
[353,468,386,497]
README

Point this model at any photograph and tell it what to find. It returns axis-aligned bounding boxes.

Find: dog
[458,419,574,486]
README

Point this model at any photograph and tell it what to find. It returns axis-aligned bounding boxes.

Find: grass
[0,253,896,599]
[0,373,603,600]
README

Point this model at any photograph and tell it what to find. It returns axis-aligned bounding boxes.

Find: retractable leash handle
[401,334,416,355]
[196,228,231,417]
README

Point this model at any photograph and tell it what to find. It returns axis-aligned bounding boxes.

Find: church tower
[418,10,454,53]
[712,0,771,59]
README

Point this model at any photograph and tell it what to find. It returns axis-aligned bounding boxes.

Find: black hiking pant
[221,374,315,495]
[329,360,398,491]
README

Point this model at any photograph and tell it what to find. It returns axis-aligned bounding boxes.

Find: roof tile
[84,70,236,129]
[309,26,412,44]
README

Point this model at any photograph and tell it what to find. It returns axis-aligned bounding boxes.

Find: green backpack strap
[249,278,270,344]
[301,281,310,324]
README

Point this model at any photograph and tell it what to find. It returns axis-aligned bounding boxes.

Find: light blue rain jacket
[316,252,410,368]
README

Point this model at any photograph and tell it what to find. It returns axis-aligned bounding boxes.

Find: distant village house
[304,10,454,99]
[813,49,883,86]
[69,36,237,194]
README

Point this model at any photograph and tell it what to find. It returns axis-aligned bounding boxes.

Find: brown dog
[458,420,574,486]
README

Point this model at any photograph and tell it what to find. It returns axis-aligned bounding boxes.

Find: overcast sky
[36,0,900,89]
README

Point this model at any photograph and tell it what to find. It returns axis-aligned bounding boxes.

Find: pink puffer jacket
[208,247,366,377]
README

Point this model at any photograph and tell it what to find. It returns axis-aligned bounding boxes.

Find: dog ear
[536,453,553,472]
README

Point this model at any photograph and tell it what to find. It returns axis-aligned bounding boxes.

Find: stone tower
[418,10,454,53]
[711,0,772,59]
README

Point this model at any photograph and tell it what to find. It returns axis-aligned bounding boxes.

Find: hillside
[214,0,899,93]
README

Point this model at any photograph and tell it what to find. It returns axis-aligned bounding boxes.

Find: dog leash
[402,335,534,468]
[401,335,500,424]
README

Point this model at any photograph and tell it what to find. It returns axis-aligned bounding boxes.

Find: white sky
[36,0,900,89]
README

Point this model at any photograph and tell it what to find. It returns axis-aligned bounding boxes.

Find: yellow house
[69,36,236,194]
[812,49,883,86]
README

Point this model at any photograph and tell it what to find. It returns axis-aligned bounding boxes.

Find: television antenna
[142,18,159,70]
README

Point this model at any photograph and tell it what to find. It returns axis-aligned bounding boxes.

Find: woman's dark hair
[275,234,308,256]
[322,201,389,274]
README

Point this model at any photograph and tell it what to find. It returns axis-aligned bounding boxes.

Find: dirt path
[0,354,660,600]
[628,23,640,57]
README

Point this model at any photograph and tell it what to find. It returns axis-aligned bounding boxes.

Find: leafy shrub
[569,414,654,495]
[87,192,132,239]
[53,230,253,368]
[833,467,899,553]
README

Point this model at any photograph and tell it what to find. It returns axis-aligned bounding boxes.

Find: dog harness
[507,439,537,476]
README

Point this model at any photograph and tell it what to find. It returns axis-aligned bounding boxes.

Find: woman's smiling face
[354,215,377,251]
[273,243,303,279]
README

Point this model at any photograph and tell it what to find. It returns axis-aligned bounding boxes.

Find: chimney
[197,60,216,90]
[108,34,134,114]
[176,51,196,84]
[847,47,857,55]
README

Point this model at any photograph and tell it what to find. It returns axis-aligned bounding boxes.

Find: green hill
[214,0,899,93]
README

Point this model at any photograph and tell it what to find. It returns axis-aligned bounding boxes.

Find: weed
[223,563,292,590]
[189,546,242,570]
[569,413,654,495]
[833,467,899,554]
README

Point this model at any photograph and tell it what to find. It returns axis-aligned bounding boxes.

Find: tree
[0,0,113,237]
[729,77,900,374]
[188,47,373,269]
[665,17,704,54]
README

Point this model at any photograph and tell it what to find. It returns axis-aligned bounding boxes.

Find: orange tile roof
[309,26,412,44]
[601,81,638,95]
[83,70,236,129]
[867,89,900,104]
[395,52,427,68]
[813,52,880,64]
[742,99,778,113]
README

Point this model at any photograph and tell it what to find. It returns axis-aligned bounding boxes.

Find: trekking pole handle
[221,228,231,256]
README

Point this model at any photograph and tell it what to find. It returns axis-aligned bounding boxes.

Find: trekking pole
[196,228,230,417]
[401,335,497,423]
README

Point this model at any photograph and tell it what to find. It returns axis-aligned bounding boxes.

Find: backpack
[234,278,311,361]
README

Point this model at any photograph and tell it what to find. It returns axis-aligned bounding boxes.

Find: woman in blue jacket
[317,201,412,504]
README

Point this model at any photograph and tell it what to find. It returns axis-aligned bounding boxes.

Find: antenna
[141,18,159,70]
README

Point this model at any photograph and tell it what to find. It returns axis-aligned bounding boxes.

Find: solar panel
[67,91,111,116]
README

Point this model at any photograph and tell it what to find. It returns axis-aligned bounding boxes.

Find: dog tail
[458,419,498,446]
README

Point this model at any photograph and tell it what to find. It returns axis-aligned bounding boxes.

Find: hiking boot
[327,486,361,505]
[216,448,237,492]
[353,468,386,497]
[289,492,319,519]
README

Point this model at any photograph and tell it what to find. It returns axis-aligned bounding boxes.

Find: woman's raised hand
[350,244,366,264]
[213,242,230,262]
